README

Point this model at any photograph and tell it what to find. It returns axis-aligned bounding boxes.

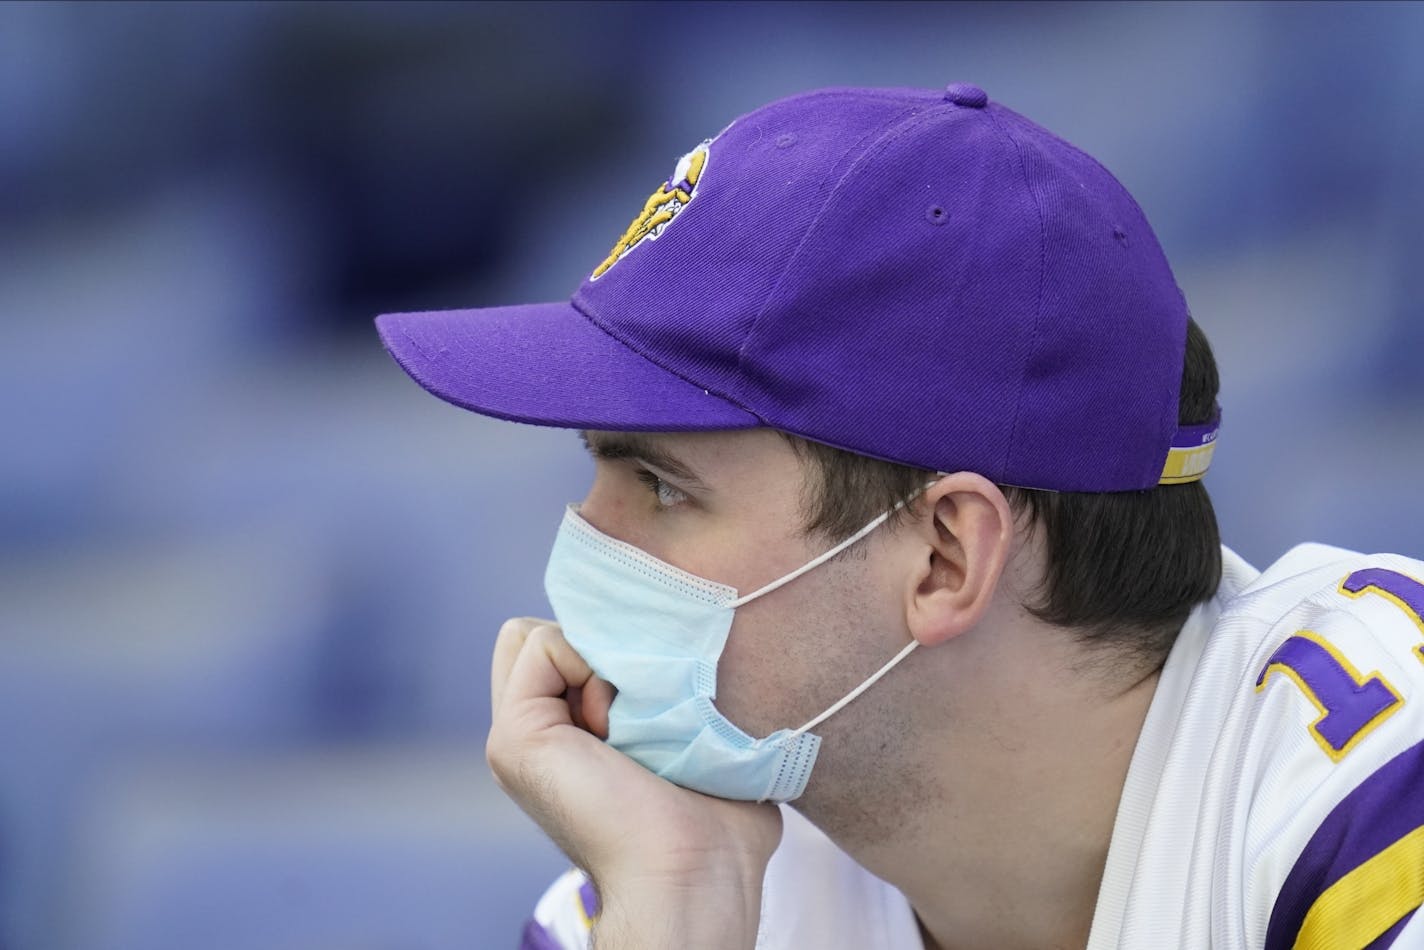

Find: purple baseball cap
[376,83,1217,491]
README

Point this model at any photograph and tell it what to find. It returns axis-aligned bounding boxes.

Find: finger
[491,617,556,715]
[502,624,597,728]
[580,676,617,739]
[486,627,603,813]
[566,684,587,732]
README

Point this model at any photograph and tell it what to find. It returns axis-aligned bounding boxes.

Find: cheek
[713,600,801,736]
[713,558,902,736]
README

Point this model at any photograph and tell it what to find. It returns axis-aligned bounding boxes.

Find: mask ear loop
[727,477,942,609]
[727,503,903,608]
[790,639,920,736]
[732,476,946,736]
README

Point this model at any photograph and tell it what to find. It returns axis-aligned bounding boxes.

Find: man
[376,84,1424,949]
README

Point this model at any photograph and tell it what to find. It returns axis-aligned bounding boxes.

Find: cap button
[944,82,988,108]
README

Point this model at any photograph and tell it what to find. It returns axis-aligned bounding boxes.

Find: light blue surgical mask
[543,501,919,803]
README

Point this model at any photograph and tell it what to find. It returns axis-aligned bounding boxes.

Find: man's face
[576,428,918,799]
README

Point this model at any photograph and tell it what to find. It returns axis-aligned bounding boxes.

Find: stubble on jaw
[780,563,947,855]
[792,656,946,854]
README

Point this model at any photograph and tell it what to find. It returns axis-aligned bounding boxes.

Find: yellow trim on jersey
[1255,629,1403,762]
[1158,441,1215,484]
[1294,824,1424,950]
[573,885,595,931]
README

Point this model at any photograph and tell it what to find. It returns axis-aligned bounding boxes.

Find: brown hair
[783,318,1221,671]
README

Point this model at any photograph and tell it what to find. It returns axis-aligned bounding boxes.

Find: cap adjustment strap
[1159,407,1221,485]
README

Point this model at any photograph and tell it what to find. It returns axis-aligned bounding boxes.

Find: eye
[635,469,689,509]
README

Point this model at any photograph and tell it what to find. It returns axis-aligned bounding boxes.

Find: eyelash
[635,469,689,509]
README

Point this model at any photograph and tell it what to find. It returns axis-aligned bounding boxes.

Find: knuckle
[526,622,560,646]
[497,617,534,640]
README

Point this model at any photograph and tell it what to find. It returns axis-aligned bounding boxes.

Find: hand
[487,618,782,949]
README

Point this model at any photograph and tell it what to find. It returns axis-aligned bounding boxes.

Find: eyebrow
[578,430,710,490]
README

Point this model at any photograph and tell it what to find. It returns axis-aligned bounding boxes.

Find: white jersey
[521,544,1424,949]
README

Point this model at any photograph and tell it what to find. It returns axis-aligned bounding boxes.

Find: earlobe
[907,473,1014,647]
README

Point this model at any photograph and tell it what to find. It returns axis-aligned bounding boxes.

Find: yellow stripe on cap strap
[1159,407,1221,485]
[1160,441,1216,484]
[1294,823,1424,950]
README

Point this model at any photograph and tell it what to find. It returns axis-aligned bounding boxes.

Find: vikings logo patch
[590,140,710,281]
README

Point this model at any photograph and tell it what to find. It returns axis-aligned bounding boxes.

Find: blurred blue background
[1,1,1421,948]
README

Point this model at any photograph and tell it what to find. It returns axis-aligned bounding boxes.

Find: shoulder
[1221,544,1424,949]
[1229,544,1424,765]
[1230,544,1424,735]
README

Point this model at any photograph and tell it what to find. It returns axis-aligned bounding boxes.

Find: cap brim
[375,302,762,431]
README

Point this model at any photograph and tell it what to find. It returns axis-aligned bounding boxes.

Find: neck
[799,618,1161,950]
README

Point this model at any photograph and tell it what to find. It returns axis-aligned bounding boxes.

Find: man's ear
[905,472,1015,647]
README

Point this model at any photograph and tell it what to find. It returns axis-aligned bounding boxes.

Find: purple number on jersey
[1256,631,1402,761]
[1339,567,1424,665]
